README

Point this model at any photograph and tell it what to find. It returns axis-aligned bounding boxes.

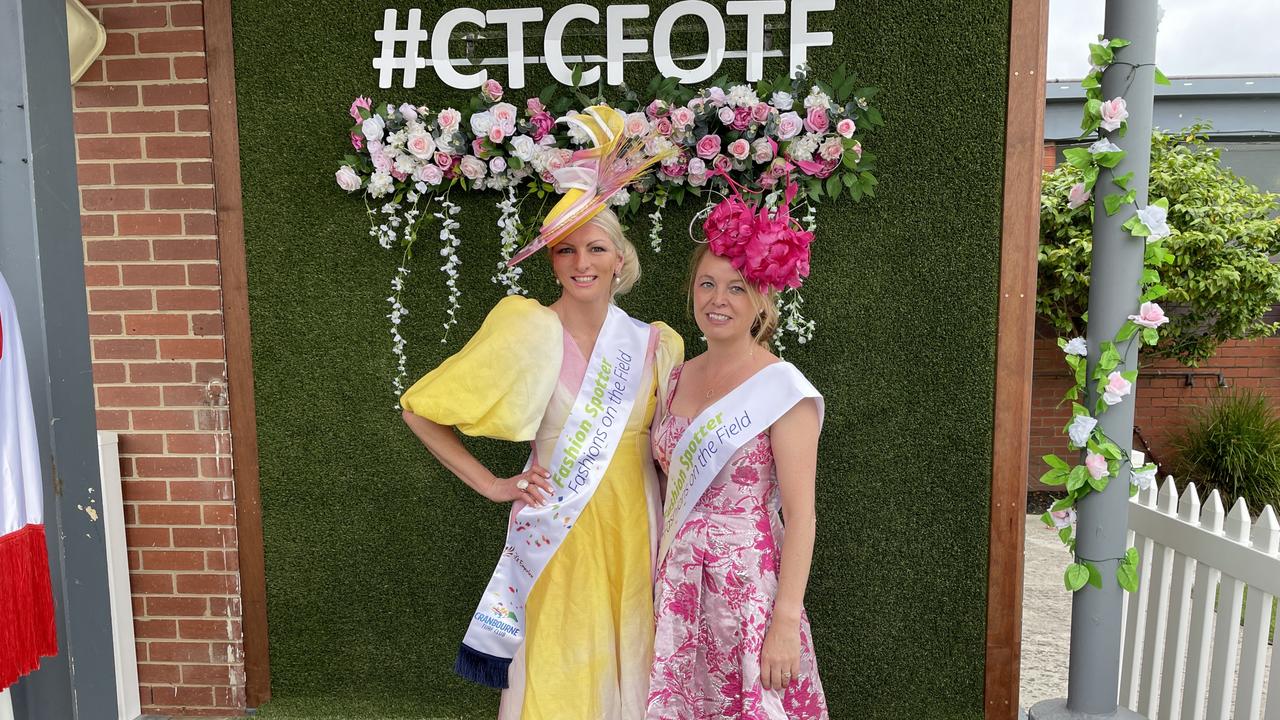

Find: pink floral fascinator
[700,167,813,292]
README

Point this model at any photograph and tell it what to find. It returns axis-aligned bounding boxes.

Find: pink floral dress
[647,364,828,720]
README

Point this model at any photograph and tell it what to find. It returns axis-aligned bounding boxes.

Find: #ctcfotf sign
[373,0,835,90]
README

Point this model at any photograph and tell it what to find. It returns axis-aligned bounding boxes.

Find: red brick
[74,111,109,134]
[94,338,156,363]
[105,57,171,82]
[142,549,205,570]
[176,573,238,594]
[122,479,168,502]
[162,386,207,406]
[122,264,186,286]
[130,362,193,383]
[111,110,176,134]
[99,386,162,407]
[118,213,183,236]
[97,409,130,430]
[132,409,195,430]
[194,363,225,383]
[77,162,113,185]
[150,188,214,210]
[176,108,210,131]
[137,663,182,684]
[180,161,212,184]
[147,596,208,617]
[136,503,201,525]
[187,266,221,287]
[201,505,235,526]
[196,409,229,431]
[188,312,221,335]
[138,30,205,54]
[114,161,179,185]
[157,289,221,311]
[125,313,190,335]
[134,618,178,638]
[78,62,104,83]
[172,526,235,548]
[130,573,175,594]
[208,597,241,617]
[146,135,211,159]
[89,314,123,335]
[83,265,121,286]
[78,136,142,160]
[89,289,153,312]
[102,31,136,56]
[182,664,239,686]
[136,456,199,477]
[142,83,209,107]
[215,685,247,709]
[173,56,207,80]
[148,642,212,663]
[160,338,224,360]
[183,214,217,235]
[205,551,238,572]
[119,432,166,454]
[102,5,168,28]
[74,84,139,109]
[82,215,116,237]
[153,238,217,260]
[82,188,146,211]
[199,457,232,478]
[178,619,236,641]
[171,480,232,501]
[93,362,127,384]
[152,685,215,707]
[170,3,204,27]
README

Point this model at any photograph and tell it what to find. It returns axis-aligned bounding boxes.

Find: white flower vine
[435,195,463,341]
[492,185,527,295]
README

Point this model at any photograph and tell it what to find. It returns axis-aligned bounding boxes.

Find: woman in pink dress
[647,226,828,719]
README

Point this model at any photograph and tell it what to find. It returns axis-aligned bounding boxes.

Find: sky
[1047,0,1280,80]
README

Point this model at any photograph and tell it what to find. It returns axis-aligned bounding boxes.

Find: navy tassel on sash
[455,642,511,689]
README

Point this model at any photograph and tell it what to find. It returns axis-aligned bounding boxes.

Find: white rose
[469,111,495,137]
[367,171,393,198]
[771,91,794,111]
[459,155,487,180]
[1067,414,1097,448]
[1063,337,1088,356]
[1136,204,1171,239]
[335,165,361,192]
[509,135,536,162]
[361,115,385,143]
[491,102,518,129]
[1089,138,1122,155]
[1130,465,1158,491]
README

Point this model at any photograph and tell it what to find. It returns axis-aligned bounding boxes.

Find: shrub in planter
[1171,389,1280,514]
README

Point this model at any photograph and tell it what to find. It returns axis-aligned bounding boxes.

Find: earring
[554,277,561,286]
[613,275,621,285]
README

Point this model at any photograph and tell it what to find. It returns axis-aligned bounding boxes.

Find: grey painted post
[1029,1,1158,719]
[0,0,120,717]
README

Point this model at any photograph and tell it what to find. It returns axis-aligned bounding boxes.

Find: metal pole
[1030,1,1157,718]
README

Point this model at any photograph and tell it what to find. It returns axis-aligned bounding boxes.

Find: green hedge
[232,1,1010,717]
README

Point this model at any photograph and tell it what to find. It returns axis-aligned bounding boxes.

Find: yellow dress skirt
[401,296,683,719]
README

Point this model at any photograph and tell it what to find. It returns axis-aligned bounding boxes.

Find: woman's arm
[758,397,821,691]
[402,410,552,505]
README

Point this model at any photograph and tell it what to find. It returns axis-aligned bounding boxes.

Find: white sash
[658,362,823,567]
[457,305,650,687]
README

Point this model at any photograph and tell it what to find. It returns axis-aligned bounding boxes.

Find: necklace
[702,347,755,400]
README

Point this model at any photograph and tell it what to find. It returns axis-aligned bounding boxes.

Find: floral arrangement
[1040,38,1174,594]
[336,68,883,400]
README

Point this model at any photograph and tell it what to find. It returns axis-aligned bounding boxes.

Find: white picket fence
[1121,477,1280,720]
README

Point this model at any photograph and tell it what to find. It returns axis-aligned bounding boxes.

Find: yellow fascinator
[508,105,673,265]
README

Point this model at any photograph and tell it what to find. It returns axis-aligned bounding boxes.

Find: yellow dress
[401,296,683,719]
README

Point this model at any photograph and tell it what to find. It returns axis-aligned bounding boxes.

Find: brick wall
[73,0,245,715]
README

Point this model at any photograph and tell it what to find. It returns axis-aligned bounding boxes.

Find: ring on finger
[515,478,530,491]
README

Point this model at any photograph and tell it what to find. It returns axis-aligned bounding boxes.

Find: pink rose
[434,151,453,169]
[670,106,695,130]
[661,157,687,177]
[818,136,844,161]
[688,171,708,187]
[437,108,461,132]
[717,106,736,125]
[405,132,435,159]
[624,112,650,138]
[836,118,856,138]
[529,111,555,142]
[1102,371,1132,406]
[348,96,371,122]
[459,155,487,180]
[687,157,707,176]
[732,106,752,130]
[398,103,419,123]
[390,167,408,181]
[1049,508,1076,530]
[370,148,392,173]
[1067,182,1091,209]
[471,137,491,159]
[695,134,722,159]
[803,106,830,134]
[713,154,734,173]
[488,156,507,174]
[335,165,361,192]
[1099,97,1129,132]
[350,132,364,151]
[414,164,443,186]
[752,102,772,123]
[491,102,518,129]
[1085,452,1109,481]
[850,141,863,161]
[526,97,546,114]
[1128,302,1169,329]
[707,87,727,107]
[481,79,503,102]
[776,111,803,140]
[727,138,751,161]
[655,117,673,136]
[646,99,669,119]
[794,157,839,179]
[488,125,507,144]
[688,97,706,113]
[751,137,776,164]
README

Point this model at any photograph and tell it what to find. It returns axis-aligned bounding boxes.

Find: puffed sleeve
[651,322,684,414]
[400,296,563,442]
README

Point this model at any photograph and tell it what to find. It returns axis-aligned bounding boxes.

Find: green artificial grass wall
[231,1,1010,717]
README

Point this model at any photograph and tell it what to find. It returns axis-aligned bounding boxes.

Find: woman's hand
[486,464,555,507]
[760,622,801,691]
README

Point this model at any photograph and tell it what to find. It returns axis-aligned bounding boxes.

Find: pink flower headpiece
[700,167,813,292]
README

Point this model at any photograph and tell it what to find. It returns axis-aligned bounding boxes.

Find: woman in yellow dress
[400,106,680,719]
